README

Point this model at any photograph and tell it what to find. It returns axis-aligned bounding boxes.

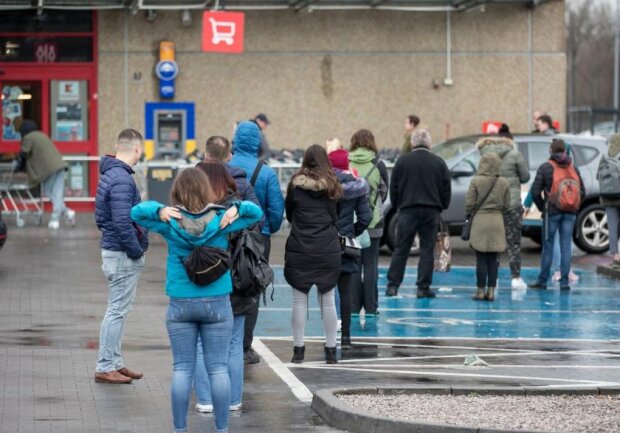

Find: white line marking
[261,307,620,314]
[258,336,620,343]
[287,363,620,370]
[252,339,313,403]
[288,365,618,386]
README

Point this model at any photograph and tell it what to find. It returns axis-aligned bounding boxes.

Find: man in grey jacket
[477,131,530,289]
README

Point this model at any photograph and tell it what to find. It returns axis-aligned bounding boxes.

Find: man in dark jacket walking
[528,139,585,291]
[94,129,178,384]
[386,129,451,298]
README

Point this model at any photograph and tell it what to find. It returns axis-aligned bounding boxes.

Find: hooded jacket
[600,134,620,207]
[531,152,585,215]
[131,200,262,298]
[349,147,389,236]
[95,156,148,259]
[476,136,530,209]
[229,121,284,237]
[335,170,372,274]
[284,174,341,294]
[465,153,511,253]
[19,121,65,186]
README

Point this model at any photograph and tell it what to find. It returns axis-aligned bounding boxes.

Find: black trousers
[351,237,381,314]
[387,208,439,291]
[338,272,353,335]
[475,251,499,289]
[243,234,271,352]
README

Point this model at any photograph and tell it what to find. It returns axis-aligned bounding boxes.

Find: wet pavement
[1,216,619,432]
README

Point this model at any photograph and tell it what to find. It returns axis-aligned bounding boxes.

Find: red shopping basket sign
[202,11,245,54]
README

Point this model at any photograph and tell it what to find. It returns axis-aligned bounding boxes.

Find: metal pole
[615,0,620,131]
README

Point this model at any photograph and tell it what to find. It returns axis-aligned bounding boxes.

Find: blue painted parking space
[256,266,620,341]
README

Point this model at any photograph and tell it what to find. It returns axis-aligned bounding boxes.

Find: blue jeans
[537,213,576,288]
[551,231,574,272]
[97,250,144,373]
[41,169,68,222]
[194,315,245,407]
[166,296,233,433]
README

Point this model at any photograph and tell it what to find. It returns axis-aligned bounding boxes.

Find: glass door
[1,81,43,144]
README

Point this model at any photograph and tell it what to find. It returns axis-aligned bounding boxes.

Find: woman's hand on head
[220,206,239,229]
[160,206,183,223]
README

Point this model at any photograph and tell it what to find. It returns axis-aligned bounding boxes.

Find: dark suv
[382,134,609,254]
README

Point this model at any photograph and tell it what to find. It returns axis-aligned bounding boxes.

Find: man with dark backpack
[598,134,620,268]
[230,121,284,364]
[529,139,585,291]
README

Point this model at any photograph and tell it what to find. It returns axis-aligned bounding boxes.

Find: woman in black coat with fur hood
[284,145,343,364]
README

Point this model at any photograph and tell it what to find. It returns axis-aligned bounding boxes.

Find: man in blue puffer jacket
[229,121,284,364]
[94,129,173,384]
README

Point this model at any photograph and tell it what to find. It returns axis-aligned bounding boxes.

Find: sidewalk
[0,219,340,433]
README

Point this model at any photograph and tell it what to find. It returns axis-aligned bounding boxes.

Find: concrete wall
[97,0,566,154]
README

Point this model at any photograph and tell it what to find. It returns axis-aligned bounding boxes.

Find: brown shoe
[95,371,132,384]
[117,367,143,380]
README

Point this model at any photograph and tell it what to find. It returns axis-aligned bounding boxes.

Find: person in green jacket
[600,134,620,268]
[476,129,530,290]
[18,120,75,229]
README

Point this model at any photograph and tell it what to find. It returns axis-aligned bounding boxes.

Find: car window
[526,142,550,171]
[571,145,599,167]
[463,151,480,170]
[432,138,477,164]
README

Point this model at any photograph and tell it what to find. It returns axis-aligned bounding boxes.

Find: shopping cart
[0,163,43,227]
[209,17,236,46]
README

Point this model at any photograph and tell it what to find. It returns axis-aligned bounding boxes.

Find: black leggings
[338,272,352,335]
[475,251,499,289]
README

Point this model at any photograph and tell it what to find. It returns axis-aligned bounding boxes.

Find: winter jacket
[401,131,412,155]
[390,145,451,212]
[20,128,65,186]
[335,170,372,274]
[465,153,511,253]
[131,200,262,299]
[284,175,341,294]
[230,121,284,237]
[531,153,585,215]
[477,136,530,209]
[95,156,148,259]
[349,148,389,237]
[600,134,620,207]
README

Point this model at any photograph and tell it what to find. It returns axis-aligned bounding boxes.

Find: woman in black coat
[284,144,343,364]
[327,148,371,349]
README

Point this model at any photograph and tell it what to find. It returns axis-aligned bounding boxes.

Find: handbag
[434,215,451,272]
[340,235,362,258]
[174,228,231,286]
[461,176,499,241]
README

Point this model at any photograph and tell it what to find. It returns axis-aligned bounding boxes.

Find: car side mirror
[451,161,475,178]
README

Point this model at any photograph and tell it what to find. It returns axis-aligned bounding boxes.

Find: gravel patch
[338,393,620,433]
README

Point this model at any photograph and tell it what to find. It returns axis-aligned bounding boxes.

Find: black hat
[255,113,270,125]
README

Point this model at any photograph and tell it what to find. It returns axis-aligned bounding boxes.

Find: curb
[311,386,620,433]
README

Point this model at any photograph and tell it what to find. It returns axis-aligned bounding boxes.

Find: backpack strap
[250,160,266,187]
[364,159,382,214]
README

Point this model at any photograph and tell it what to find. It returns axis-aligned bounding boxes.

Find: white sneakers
[196,403,242,413]
[48,220,60,230]
[551,271,579,282]
[511,277,527,290]
[66,209,76,226]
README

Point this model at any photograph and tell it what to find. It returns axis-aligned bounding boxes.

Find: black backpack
[229,228,273,299]
[174,228,231,286]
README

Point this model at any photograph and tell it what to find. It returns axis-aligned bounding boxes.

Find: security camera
[145,9,157,22]
[181,10,192,27]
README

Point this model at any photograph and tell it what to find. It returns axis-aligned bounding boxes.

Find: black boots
[324,346,338,364]
[341,331,352,350]
[291,345,305,364]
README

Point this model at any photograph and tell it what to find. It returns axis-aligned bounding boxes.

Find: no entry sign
[202,11,245,54]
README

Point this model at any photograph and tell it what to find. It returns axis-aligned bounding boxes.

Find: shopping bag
[434,216,451,272]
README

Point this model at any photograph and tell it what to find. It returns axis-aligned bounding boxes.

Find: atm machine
[144,102,196,202]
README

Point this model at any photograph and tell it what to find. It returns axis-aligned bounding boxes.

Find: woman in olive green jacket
[465,153,511,301]
[600,134,620,267]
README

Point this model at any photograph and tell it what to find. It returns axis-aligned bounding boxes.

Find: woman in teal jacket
[131,168,262,433]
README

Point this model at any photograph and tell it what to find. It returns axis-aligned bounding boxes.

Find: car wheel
[574,203,609,254]
[386,212,420,255]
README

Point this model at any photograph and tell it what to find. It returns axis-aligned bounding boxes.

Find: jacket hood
[232,121,262,157]
[476,136,515,158]
[348,147,377,164]
[336,169,369,200]
[291,174,328,192]
[227,165,248,180]
[550,151,572,167]
[610,134,620,158]
[99,155,134,175]
[477,153,502,176]
[174,204,226,237]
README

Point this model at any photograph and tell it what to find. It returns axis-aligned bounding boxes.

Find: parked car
[382,133,609,254]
